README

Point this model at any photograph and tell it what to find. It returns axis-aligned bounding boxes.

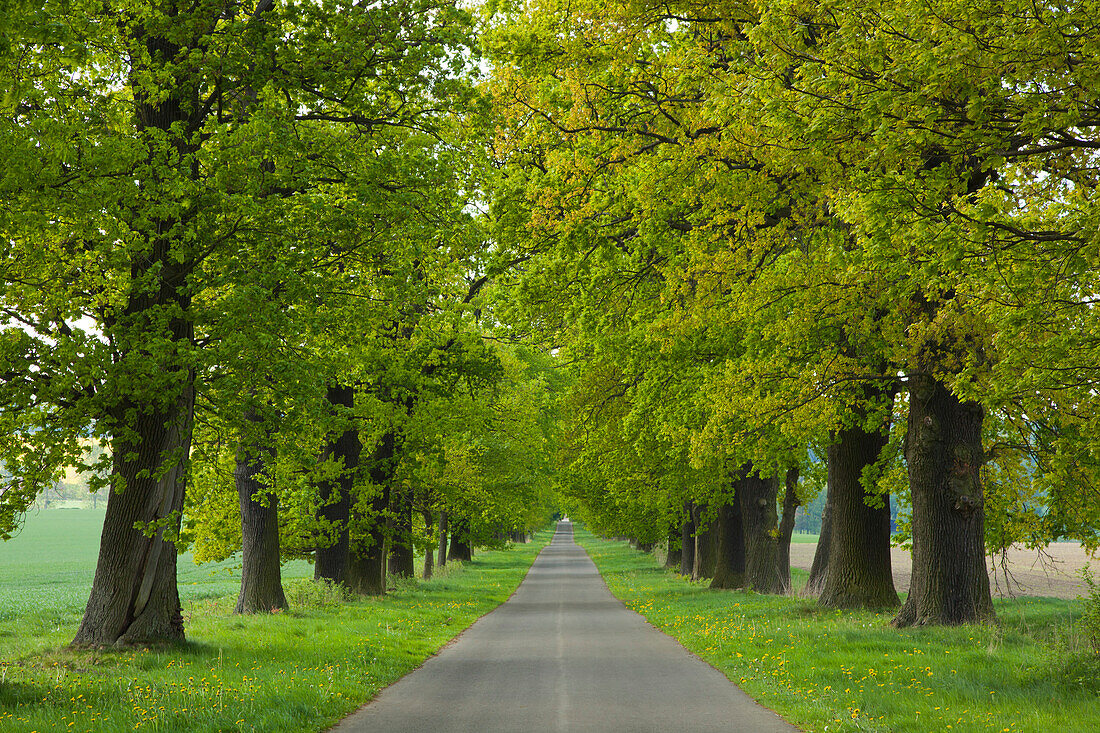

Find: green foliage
[1081,565,1100,655]
[486,0,1100,568]
[283,578,354,611]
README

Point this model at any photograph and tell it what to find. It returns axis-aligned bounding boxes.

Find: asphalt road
[330,521,798,733]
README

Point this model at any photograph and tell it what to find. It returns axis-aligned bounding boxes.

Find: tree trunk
[388,487,415,578]
[774,467,800,593]
[680,501,695,576]
[437,510,448,568]
[72,383,194,647]
[710,499,746,589]
[894,370,994,626]
[740,471,784,594]
[664,525,682,569]
[345,431,392,596]
[819,409,899,609]
[314,385,356,584]
[421,508,434,581]
[806,493,833,595]
[234,408,286,614]
[691,503,716,581]
[448,515,472,562]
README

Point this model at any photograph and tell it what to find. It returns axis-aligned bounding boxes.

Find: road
[331,521,798,733]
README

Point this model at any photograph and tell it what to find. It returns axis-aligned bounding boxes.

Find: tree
[1,0,479,645]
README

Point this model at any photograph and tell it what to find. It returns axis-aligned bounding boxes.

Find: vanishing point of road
[331,521,798,732]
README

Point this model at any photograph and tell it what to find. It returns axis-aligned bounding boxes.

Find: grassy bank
[0,509,549,732]
[576,529,1099,733]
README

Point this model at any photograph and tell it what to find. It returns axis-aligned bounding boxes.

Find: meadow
[0,508,549,732]
[577,528,1100,733]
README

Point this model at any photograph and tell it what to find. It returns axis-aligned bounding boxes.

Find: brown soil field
[788,542,1098,600]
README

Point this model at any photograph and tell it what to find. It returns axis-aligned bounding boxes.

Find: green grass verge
[0,509,550,732]
[575,528,1099,733]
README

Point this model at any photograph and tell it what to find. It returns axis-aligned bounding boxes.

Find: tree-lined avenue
[332,521,796,733]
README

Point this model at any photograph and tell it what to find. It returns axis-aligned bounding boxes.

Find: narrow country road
[330,521,798,733]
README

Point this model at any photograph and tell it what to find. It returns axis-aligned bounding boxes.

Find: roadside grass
[0,508,550,732]
[576,528,1100,733]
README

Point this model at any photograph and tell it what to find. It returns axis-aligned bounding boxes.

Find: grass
[575,528,1100,733]
[0,508,550,732]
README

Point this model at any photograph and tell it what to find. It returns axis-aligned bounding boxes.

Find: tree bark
[894,370,994,626]
[448,514,472,562]
[740,471,784,594]
[664,525,682,569]
[691,503,716,581]
[388,487,415,578]
[72,382,194,647]
[806,492,833,595]
[710,499,746,589]
[774,467,800,592]
[819,407,899,609]
[345,431,391,596]
[421,508,434,581]
[314,385,356,584]
[680,501,695,576]
[72,23,199,647]
[234,407,286,614]
[437,509,448,568]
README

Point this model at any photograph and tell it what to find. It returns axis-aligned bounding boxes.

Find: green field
[576,529,1100,733]
[0,508,316,633]
[0,509,549,732]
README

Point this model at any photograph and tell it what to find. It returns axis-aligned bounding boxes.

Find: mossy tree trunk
[740,471,784,594]
[664,525,682,569]
[437,509,448,568]
[346,431,392,596]
[679,501,695,576]
[894,369,994,626]
[72,383,194,646]
[314,385,356,585]
[774,467,800,593]
[448,515,472,562]
[819,400,899,610]
[806,495,833,595]
[388,487,415,578]
[691,503,716,581]
[710,499,745,590]
[234,406,286,614]
[421,508,435,580]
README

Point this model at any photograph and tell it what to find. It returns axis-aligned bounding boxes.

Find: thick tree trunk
[388,487,415,578]
[691,503,716,581]
[819,408,899,610]
[72,35,200,646]
[710,500,746,589]
[72,383,194,647]
[740,471,784,594]
[894,370,994,626]
[680,501,696,576]
[806,494,833,595]
[234,408,286,614]
[345,431,391,596]
[314,385,356,584]
[448,515,472,562]
[421,509,434,581]
[774,467,800,593]
[437,510,448,568]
